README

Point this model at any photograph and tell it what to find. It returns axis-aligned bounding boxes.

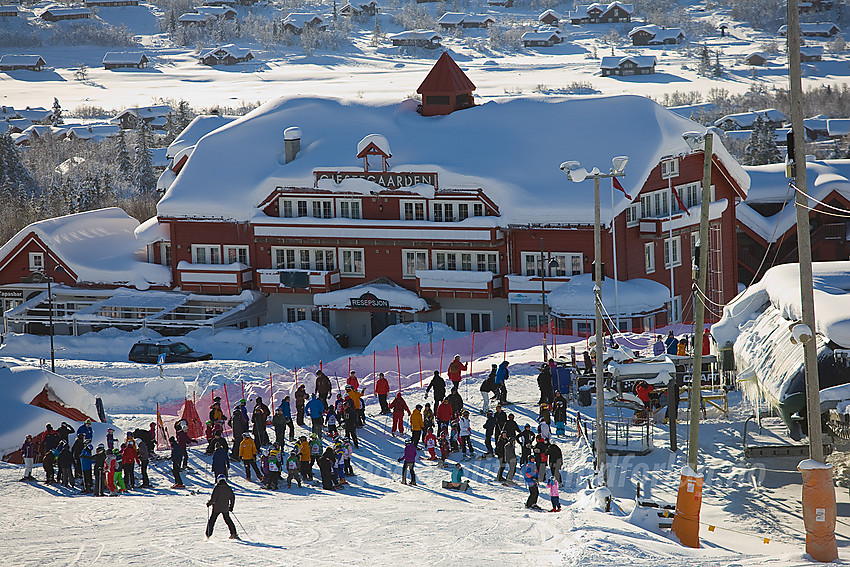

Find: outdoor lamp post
[29,263,65,373]
[560,155,628,486]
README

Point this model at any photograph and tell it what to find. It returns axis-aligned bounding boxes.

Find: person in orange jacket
[238,433,262,481]
[388,393,410,437]
[447,355,467,389]
[375,372,391,415]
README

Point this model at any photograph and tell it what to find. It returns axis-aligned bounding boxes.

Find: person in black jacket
[547,442,563,485]
[93,445,106,495]
[206,476,238,540]
[71,433,85,480]
[170,437,185,488]
[537,365,554,405]
[446,387,464,417]
[501,412,519,440]
[315,371,332,408]
[517,424,535,466]
[57,442,74,488]
[318,446,337,489]
[483,411,496,456]
[480,366,496,414]
[425,371,447,407]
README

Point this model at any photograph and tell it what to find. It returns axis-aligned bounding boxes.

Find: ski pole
[230,511,250,538]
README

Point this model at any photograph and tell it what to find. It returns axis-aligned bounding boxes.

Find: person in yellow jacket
[297,436,313,481]
[238,433,262,481]
[345,385,366,427]
[410,404,424,449]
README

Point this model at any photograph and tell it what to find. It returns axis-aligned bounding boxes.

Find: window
[434,250,497,273]
[280,198,331,218]
[522,252,581,276]
[664,236,681,268]
[574,319,594,337]
[29,252,44,272]
[312,200,332,219]
[338,200,361,219]
[286,306,329,328]
[626,203,640,227]
[527,313,545,331]
[191,245,220,264]
[677,182,715,210]
[297,200,308,217]
[224,245,249,265]
[473,203,484,217]
[282,200,293,218]
[403,250,427,278]
[458,203,469,221]
[445,310,492,332]
[645,242,655,274]
[271,247,335,271]
[159,243,172,266]
[286,306,308,322]
[432,202,455,222]
[660,157,679,179]
[402,201,425,221]
[667,296,682,323]
[426,95,450,105]
[340,248,364,276]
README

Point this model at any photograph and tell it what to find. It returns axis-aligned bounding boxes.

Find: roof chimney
[283,126,301,164]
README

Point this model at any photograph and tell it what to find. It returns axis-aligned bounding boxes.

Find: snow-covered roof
[356,133,391,157]
[438,12,465,24]
[539,9,562,20]
[313,280,429,312]
[196,5,236,16]
[166,115,235,159]
[628,24,684,41]
[463,14,495,24]
[828,119,850,137]
[41,5,92,16]
[0,208,171,289]
[570,2,633,18]
[282,12,322,27]
[0,5,19,15]
[134,216,170,245]
[800,45,824,57]
[389,29,441,40]
[102,51,148,65]
[522,31,561,42]
[65,124,121,140]
[0,55,46,67]
[547,273,670,318]
[737,159,850,243]
[198,44,253,59]
[667,102,717,120]
[113,104,172,122]
[156,96,749,225]
[600,55,656,69]
[178,12,208,21]
[714,108,785,128]
[778,22,839,35]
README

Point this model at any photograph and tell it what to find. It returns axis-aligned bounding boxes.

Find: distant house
[112,105,173,130]
[437,12,495,29]
[40,5,92,21]
[522,30,562,47]
[389,29,442,49]
[600,55,655,76]
[14,107,54,123]
[778,22,840,37]
[486,0,513,7]
[198,44,254,65]
[340,0,377,16]
[178,12,209,25]
[0,118,32,134]
[84,0,138,6]
[0,5,19,16]
[339,2,360,16]
[103,51,149,69]
[627,24,685,46]
[714,109,786,131]
[569,2,632,24]
[538,9,561,26]
[742,52,768,66]
[64,124,122,141]
[800,45,824,62]
[799,0,833,11]
[196,5,237,19]
[803,116,830,141]
[0,55,47,72]
[281,12,324,34]
[827,119,850,139]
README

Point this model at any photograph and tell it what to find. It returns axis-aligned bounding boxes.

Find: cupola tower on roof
[416,52,476,117]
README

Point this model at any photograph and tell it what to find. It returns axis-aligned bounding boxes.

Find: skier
[538,417,552,442]
[76,418,93,442]
[285,449,302,488]
[175,424,192,470]
[422,402,434,432]
[137,436,151,488]
[121,439,138,489]
[424,427,437,460]
[278,395,295,441]
[435,398,453,434]
[71,434,85,480]
[347,370,359,391]
[480,366,496,414]
[343,437,354,477]
[267,444,281,489]
[425,371,447,407]
[93,445,106,495]
[398,438,417,485]
[58,442,74,488]
[517,424,535,465]
[79,444,93,493]
[239,433,262,481]
[375,372,391,414]
[664,331,678,355]
[547,475,561,512]
[305,394,325,438]
[446,387,464,417]
[458,410,474,457]
[170,436,184,488]
[229,399,249,461]
[297,436,312,481]
[495,361,509,404]
[445,462,467,490]
[315,370,332,408]
[209,397,226,430]
[447,354,467,389]
[318,445,337,489]
[537,364,554,405]
[106,427,115,451]
[20,435,35,481]
[212,443,230,479]
[325,406,338,438]
[547,441,563,485]
[388,392,410,436]
[342,397,359,449]
[206,476,239,540]
[252,397,271,448]
[523,460,541,510]
[410,404,424,448]
[493,405,507,439]
[294,385,308,426]
[113,449,126,493]
[552,392,567,436]
[483,411,496,457]
[272,407,288,446]
[502,413,520,441]
[437,431,450,467]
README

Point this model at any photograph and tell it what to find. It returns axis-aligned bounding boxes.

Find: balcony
[257,268,341,294]
[176,261,253,293]
[415,269,501,299]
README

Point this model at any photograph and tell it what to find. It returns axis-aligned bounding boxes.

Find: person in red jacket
[375,372,390,415]
[121,440,139,489]
[447,355,467,388]
[347,371,359,391]
[435,398,454,435]
[388,393,410,437]
[635,381,655,411]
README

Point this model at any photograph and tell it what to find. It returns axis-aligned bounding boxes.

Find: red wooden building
[417,52,476,116]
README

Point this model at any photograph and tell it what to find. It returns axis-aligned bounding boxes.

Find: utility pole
[593,174,607,486]
[688,132,712,472]
[787,0,824,463]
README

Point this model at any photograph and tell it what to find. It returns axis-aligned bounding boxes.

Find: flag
[671,186,690,216]
[612,177,631,200]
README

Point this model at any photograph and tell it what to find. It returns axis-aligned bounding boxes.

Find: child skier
[424,428,437,460]
[438,431,450,467]
[547,473,561,511]
[343,437,354,477]
[286,449,302,488]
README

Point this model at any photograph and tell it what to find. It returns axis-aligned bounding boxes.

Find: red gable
[416,52,476,94]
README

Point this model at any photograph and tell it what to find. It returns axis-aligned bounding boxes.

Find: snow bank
[362,322,466,355]
[548,274,670,318]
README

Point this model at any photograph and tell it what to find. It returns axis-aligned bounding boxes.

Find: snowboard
[441,480,469,492]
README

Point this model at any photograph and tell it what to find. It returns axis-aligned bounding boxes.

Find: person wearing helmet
[211,438,230,481]
[76,419,93,443]
[252,397,271,449]
[206,476,238,540]
[20,434,35,481]
[425,371,447,407]
[502,412,519,440]
[375,372,391,415]
[305,394,325,438]
[137,434,151,488]
[239,433,261,481]
[294,385,308,426]
[285,448,302,488]
[388,392,410,437]
[447,355,467,389]
[93,445,107,495]
[169,436,185,488]
[398,438,417,485]
[229,399,249,462]
[480,365,497,414]
[458,410,474,457]
[495,361,510,404]
[106,428,115,451]
[517,424,535,466]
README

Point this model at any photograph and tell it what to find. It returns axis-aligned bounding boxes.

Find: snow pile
[362,322,466,355]
[158,96,749,225]
[548,274,670,318]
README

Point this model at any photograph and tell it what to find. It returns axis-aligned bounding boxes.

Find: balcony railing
[257,269,341,293]
[415,269,500,297]
[176,261,253,291]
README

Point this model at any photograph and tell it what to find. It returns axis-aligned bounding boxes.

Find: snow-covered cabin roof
[198,44,253,59]
[0,5,19,16]
[113,104,172,122]
[714,108,785,129]
[390,29,441,41]
[778,22,839,35]
[600,55,656,69]
[570,2,633,18]
[15,107,51,122]
[800,45,825,57]
[0,208,171,288]
[438,12,465,24]
[178,12,208,22]
[41,5,92,17]
[0,55,46,67]
[828,119,850,137]
[463,14,495,25]
[548,273,669,318]
[282,12,322,27]
[134,216,170,245]
[102,51,148,65]
[196,5,236,17]
[628,24,684,41]
[167,115,235,159]
[538,9,562,20]
[65,124,121,140]
[523,31,561,42]
[156,96,749,225]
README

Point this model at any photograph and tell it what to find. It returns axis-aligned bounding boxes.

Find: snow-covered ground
[1,323,848,564]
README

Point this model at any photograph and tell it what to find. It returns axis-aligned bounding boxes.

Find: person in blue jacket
[495,361,510,404]
[80,444,93,493]
[76,419,93,442]
[665,331,678,355]
[305,394,325,438]
[522,461,541,509]
[212,444,229,479]
[278,395,295,441]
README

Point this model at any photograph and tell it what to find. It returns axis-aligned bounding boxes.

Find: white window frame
[626,203,640,228]
[403,249,428,278]
[400,199,426,221]
[522,252,580,277]
[444,310,493,332]
[271,246,335,271]
[223,245,249,265]
[28,252,44,272]
[434,250,498,273]
[664,236,681,269]
[312,199,333,219]
[644,242,655,274]
[339,248,365,276]
[667,296,682,324]
[337,199,361,219]
[660,157,679,179]
[191,244,221,265]
[159,242,171,266]
[574,319,594,336]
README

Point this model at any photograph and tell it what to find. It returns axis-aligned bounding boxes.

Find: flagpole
[668,174,675,324]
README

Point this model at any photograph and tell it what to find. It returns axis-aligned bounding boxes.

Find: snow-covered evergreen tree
[744,115,780,165]
[713,51,722,77]
[0,133,39,196]
[51,98,63,125]
[116,130,132,180]
[698,44,711,76]
[134,122,156,193]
